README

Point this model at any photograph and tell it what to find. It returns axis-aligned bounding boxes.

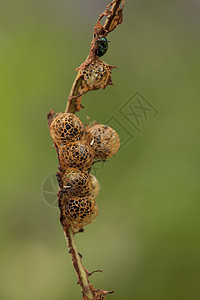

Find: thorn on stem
[88,269,103,277]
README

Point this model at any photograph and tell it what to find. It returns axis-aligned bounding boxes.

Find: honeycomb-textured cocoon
[59,141,94,171]
[88,124,120,159]
[62,195,98,228]
[90,175,100,198]
[62,168,93,197]
[50,113,84,145]
[82,60,111,89]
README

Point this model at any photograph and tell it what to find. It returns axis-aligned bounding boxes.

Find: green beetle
[95,36,109,57]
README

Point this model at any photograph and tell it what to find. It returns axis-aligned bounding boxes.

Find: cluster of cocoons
[50,112,120,229]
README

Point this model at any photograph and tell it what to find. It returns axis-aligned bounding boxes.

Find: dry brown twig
[47,1,125,299]
[65,0,125,115]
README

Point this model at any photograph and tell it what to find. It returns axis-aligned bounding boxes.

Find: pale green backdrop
[0,1,200,299]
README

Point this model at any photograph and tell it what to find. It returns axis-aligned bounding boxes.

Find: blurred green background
[1,0,200,299]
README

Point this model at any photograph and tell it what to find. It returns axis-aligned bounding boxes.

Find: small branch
[64,226,94,300]
[48,1,125,299]
[65,0,124,114]
[65,74,84,114]
[102,0,124,33]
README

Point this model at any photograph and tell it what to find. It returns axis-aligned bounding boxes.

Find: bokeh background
[1,0,200,299]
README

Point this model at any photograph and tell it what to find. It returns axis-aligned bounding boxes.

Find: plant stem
[104,0,122,31]
[63,73,94,298]
[64,0,124,114]
[64,226,94,299]
[65,74,83,114]
[55,1,125,298]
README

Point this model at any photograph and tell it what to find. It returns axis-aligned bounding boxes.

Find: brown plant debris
[65,0,125,114]
[79,0,125,71]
